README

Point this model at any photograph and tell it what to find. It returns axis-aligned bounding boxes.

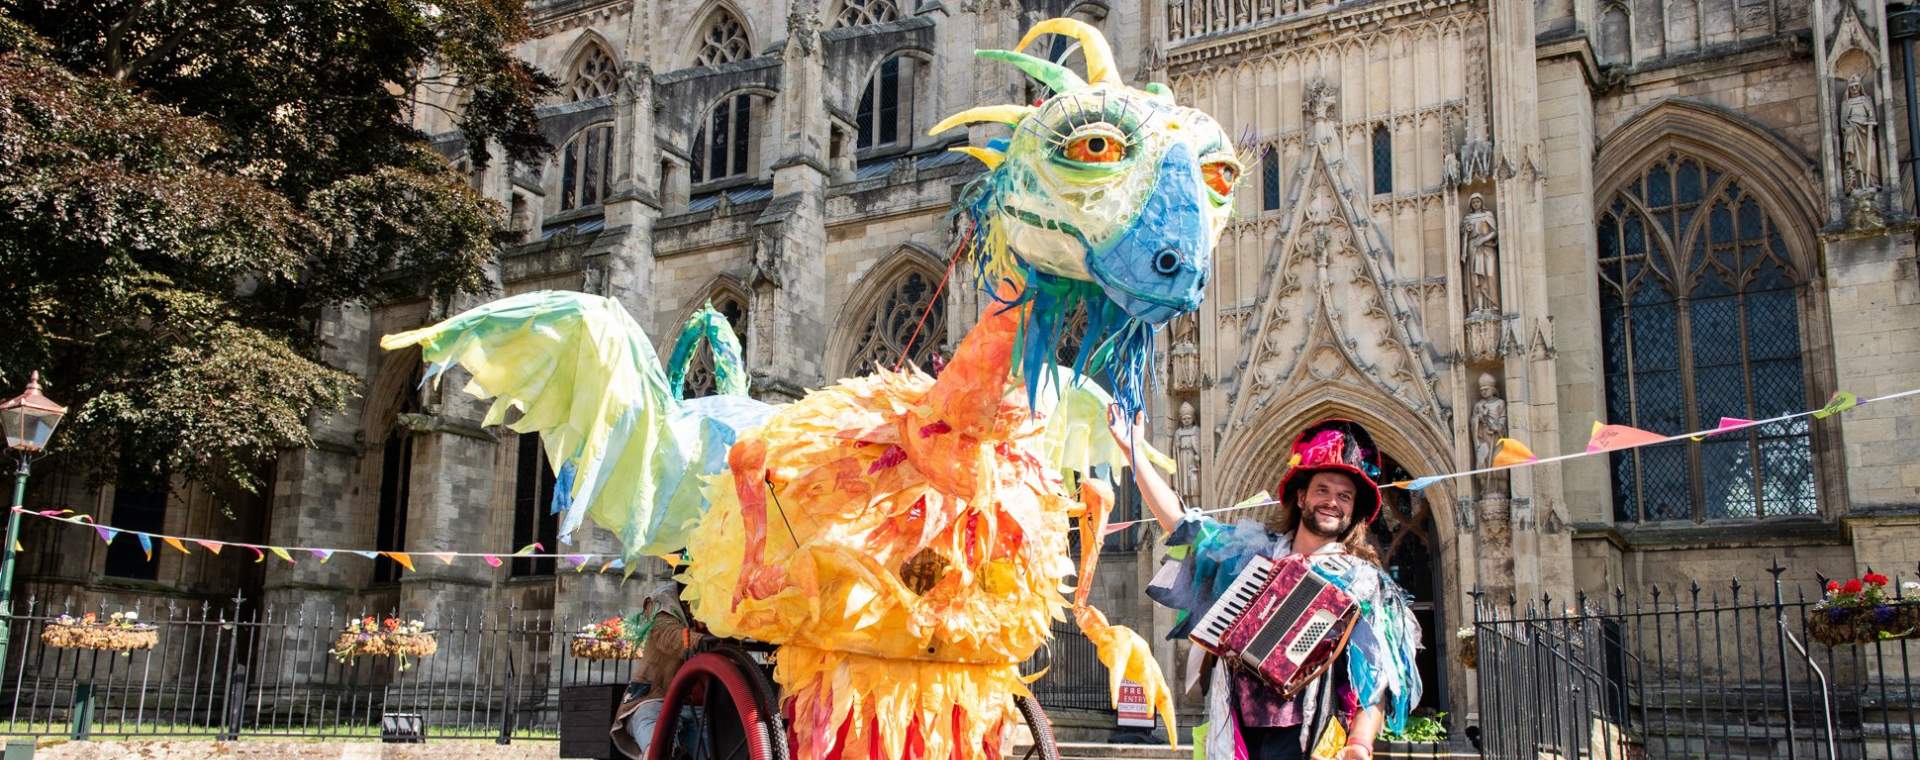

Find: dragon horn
[927,104,1035,136]
[1017,18,1121,86]
[976,50,1086,94]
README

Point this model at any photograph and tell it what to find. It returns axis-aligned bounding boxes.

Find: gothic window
[103,461,168,580]
[560,123,615,210]
[858,56,919,154]
[566,42,620,101]
[833,0,901,28]
[1260,146,1281,211]
[512,433,559,577]
[1371,123,1393,195]
[681,291,749,398]
[1598,151,1815,522]
[844,263,947,375]
[1598,3,1631,66]
[694,11,751,66]
[692,94,758,184]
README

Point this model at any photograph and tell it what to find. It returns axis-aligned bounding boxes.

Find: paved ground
[28,739,560,759]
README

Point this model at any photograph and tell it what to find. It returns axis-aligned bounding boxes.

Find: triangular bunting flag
[1693,417,1756,441]
[1490,438,1537,468]
[1102,522,1133,537]
[196,540,224,555]
[309,549,333,563]
[598,559,616,574]
[435,553,456,565]
[352,550,378,560]
[137,534,153,561]
[269,546,294,564]
[513,543,543,556]
[1404,476,1445,491]
[95,527,118,545]
[1586,422,1667,453]
[385,552,415,572]
[567,554,588,571]
[164,537,190,555]
[1813,391,1857,420]
[10,540,19,553]
[247,545,265,563]
[483,555,503,568]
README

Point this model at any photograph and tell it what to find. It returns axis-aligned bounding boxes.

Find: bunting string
[13,387,1918,551]
[1099,385,1920,532]
[9,508,627,575]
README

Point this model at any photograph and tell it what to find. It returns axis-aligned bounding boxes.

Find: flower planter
[569,634,641,660]
[1807,602,1920,647]
[41,622,158,652]
[1454,628,1477,669]
[329,618,438,671]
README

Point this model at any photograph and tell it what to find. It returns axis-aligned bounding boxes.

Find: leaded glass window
[1261,146,1280,211]
[566,43,619,101]
[1598,151,1815,522]
[695,13,751,66]
[1371,124,1392,195]
[692,95,756,184]
[833,0,901,28]
[857,56,916,152]
[560,123,615,210]
[845,267,947,374]
[681,292,748,398]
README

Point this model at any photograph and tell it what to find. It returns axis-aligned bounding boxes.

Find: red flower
[1827,580,1841,593]
[1843,579,1864,594]
[382,618,399,632]
[1864,572,1889,586]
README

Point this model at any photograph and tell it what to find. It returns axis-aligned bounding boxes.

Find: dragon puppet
[381,18,1241,760]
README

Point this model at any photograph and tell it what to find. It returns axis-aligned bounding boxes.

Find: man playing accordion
[1109,415,1423,760]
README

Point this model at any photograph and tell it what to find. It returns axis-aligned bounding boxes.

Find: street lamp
[0,372,66,683]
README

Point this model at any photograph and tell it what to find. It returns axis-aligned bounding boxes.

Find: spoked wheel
[1013,694,1061,760]
[647,646,788,760]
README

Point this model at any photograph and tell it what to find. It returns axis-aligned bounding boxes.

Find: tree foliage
[0,1,553,494]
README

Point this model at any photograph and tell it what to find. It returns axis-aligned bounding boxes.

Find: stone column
[746,5,832,401]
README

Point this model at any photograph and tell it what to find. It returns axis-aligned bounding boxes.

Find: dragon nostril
[1153,249,1183,276]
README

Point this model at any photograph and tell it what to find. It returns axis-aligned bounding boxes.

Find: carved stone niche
[1464,311,1506,365]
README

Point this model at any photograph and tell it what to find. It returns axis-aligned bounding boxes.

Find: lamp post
[0,372,67,686]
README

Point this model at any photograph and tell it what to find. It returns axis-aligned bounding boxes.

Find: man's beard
[1300,507,1351,539]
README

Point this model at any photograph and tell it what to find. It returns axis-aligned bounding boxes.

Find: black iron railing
[0,593,638,741]
[1474,562,1920,760]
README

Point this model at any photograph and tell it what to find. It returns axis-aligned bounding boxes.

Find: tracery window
[857,56,918,153]
[833,0,901,28]
[681,291,748,398]
[692,95,758,183]
[560,123,615,210]
[566,43,620,101]
[844,265,947,374]
[1598,151,1815,522]
[1371,124,1393,195]
[695,12,751,66]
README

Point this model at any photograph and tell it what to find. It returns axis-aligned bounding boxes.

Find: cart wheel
[1014,694,1060,760]
[647,648,788,760]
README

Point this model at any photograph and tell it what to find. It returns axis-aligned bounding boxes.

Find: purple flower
[1873,605,1899,624]
[1827,607,1851,623]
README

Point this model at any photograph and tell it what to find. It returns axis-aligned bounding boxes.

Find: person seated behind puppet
[611,582,708,760]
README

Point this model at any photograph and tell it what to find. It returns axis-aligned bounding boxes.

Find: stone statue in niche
[1303,79,1337,123]
[1168,314,1201,391]
[1460,193,1499,315]
[1442,151,1462,188]
[1470,372,1508,499]
[1841,75,1881,193]
[1172,401,1203,505]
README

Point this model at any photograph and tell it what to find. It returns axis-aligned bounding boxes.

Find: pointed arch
[1593,99,1833,523]
[831,0,902,28]
[687,2,755,68]
[854,50,933,156]
[561,30,621,101]
[827,245,950,376]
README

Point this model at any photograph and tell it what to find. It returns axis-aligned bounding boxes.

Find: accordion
[1189,553,1360,700]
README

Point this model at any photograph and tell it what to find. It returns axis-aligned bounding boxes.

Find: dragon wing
[380,290,747,562]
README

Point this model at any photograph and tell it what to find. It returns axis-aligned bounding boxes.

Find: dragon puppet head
[932,18,1240,414]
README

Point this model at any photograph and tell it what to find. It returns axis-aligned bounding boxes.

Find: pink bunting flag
[196,540,224,555]
[435,552,456,565]
[247,545,266,563]
[1102,522,1134,538]
[483,555,503,568]
[1693,417,1756,441]
[1585,422,1667,453]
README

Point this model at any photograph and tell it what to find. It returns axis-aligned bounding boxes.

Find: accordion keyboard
[1190,554,1276,650]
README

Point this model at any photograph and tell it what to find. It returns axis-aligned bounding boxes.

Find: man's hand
[1333,745,1373,760]
[1105,404,1146,459]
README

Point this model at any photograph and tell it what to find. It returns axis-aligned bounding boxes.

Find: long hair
[1269,478,1385,568]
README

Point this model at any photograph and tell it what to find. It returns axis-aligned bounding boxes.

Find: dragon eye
[1203,161,1239,196]
[1063,127,1128,164]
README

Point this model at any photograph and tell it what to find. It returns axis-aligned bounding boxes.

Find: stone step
[1007,742,1189,759]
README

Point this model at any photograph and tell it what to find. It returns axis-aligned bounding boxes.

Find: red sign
[1116,678,1154,727]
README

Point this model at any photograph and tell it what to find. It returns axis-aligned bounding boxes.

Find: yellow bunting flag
[385,552,415,572]
[1812,391,1857,420]
[1585,422,1666,453]
[9,540,18,553]
[164,537,190,555]
[269,546,294,564]
[1490,438,1537,468]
